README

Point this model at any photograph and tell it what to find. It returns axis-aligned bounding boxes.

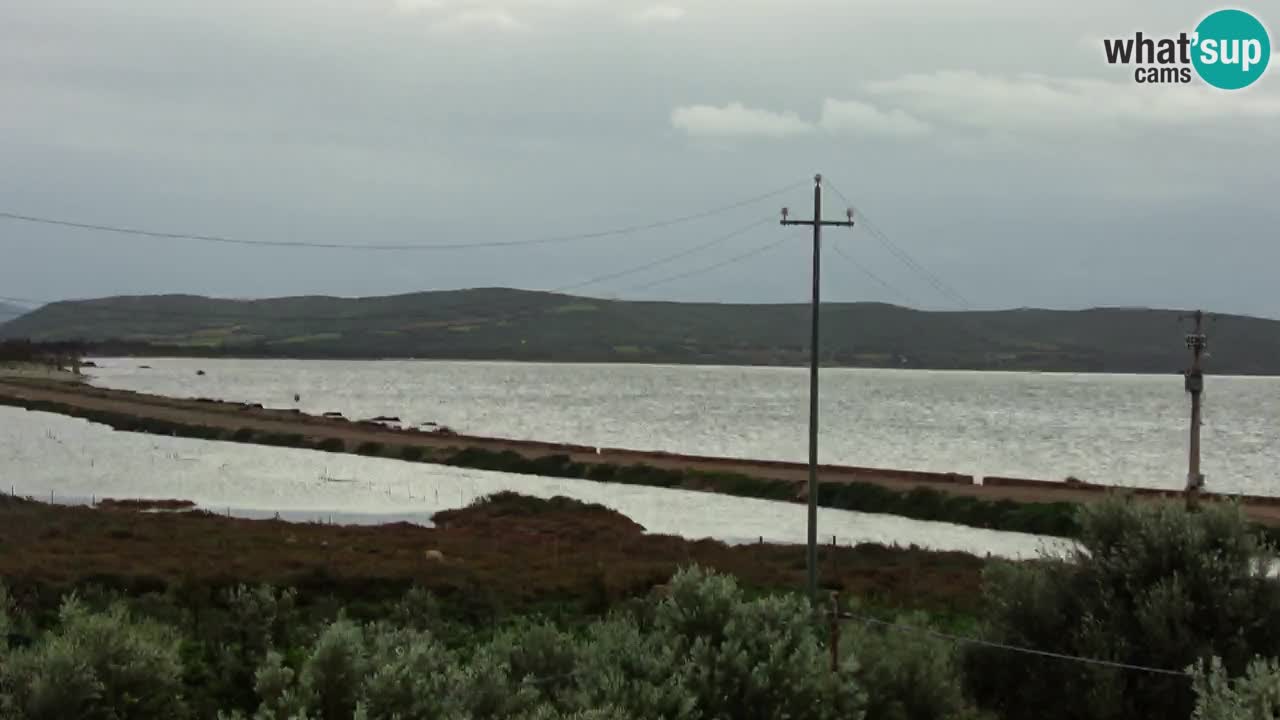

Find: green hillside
[1,288,1274,373]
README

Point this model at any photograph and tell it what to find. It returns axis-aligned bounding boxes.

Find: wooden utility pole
[1183,310,1207,509]
[781,174,855,603]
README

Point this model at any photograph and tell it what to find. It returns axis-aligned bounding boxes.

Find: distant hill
[1,288,1274,374]
[0,302,32,326]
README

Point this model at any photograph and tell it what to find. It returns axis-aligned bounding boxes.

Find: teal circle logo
[1192,9,1271,89]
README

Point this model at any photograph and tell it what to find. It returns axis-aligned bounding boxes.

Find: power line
[828,239,919,308]
[408,218,774,326]
[824,181,972,308]
[846,614,1192,679]
[0,180,806,253]
[624,235,791,293]
[551,218,771,294]
[0,220,773,327]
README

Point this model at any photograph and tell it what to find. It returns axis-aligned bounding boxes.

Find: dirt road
[2,377,1276,524]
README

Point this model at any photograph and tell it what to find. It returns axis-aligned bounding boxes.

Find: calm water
[88,358,1279,495]
[0,408,1066,559]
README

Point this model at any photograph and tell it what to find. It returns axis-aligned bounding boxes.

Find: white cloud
[671,98,932,141]
[432,8,523,32]
[819,98,931,138]
[629,4,685,23]
[866,70,1280,134]
[393,0,446,11]
[670,102,813,138]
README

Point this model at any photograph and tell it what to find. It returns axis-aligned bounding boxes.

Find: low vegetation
[0,569,881,720]
[0,495,1276,719]
[0,492,986,620]
[968,499,1280,720]
[440,448,1085,537]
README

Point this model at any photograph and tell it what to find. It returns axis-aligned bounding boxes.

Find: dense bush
[1,570,878,720]
[214,567,865,719]
[1192,657,1280,720]
[568,614,694,719]
[965,499,1280,720]
[440,447,1083,538]
[653,567,863,720]
[354,441,384,457]
[843,612,984,720]
[692,471,795,500]
[260,433,307,448]
[818,484,1080,537]
[316,437,345,453]
[0,597,189,720]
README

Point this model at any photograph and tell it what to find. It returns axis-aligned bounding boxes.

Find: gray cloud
[864,70,1280,132]
[1,0,1278,318]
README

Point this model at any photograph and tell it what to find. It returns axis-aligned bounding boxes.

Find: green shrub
[817,482,1080,538]
[0,598,189,720]
[300,620,368,720]
[614,464,682,488]
[210,568,876,720]
[655,567,864,720]
[399,446,425,462]
[361,626,461,719]
[316,437,345,453]
[698,471,796,500]
[249,650,309,720]
[260,433,305,448]
[966,499,1280,720]
[231,427,256,443]
[585,464,616,482]
[843,612,980,720]
[355,442,385,457]
[446,448,523,472]
[570,616,695,720]
[488,621,579,709]
[1192,656,1280,720]
[528,454,577,477]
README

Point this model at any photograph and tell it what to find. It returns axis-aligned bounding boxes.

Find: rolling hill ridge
[1,288,1275,374]
[0,302,31,323]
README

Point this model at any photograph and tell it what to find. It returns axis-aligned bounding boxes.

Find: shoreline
[2,376,1278,532]
[86,353,1257,378]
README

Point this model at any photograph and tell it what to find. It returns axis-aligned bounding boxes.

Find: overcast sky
[2,0,1277,316]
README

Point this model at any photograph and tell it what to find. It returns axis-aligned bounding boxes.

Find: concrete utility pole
[781,174,855,603]
[1183,310,1207,509]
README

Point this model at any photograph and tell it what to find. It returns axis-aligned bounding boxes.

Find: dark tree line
[0,339,86,365]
